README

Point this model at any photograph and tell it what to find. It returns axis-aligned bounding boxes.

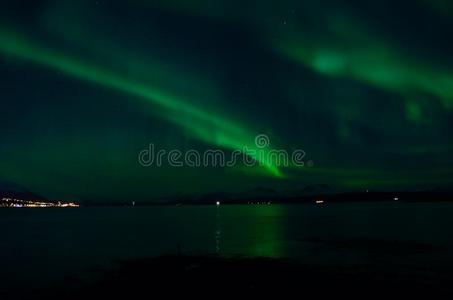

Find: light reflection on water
[215,205,221,254]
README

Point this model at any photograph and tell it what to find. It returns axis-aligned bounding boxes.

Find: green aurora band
[0,27,283,177]
[275,19,453,110]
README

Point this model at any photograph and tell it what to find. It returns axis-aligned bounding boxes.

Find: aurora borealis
[1,0,452,202]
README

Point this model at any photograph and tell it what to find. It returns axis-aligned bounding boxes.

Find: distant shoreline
[2,190,452,208]
[75,190,453,207]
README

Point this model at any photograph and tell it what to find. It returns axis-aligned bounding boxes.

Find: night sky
[1,0,452,202]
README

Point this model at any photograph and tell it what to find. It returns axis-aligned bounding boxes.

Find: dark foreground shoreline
[12,254,450,299]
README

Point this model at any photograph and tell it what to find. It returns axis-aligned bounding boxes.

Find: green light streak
[275,20,453,108]
[0,27,282,177]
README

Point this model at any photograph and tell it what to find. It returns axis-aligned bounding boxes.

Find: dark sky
[1,0,452,202]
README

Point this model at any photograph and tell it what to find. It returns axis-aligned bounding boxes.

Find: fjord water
[2,202,453,289]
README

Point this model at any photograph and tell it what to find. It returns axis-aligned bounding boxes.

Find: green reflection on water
[218,204,288,258]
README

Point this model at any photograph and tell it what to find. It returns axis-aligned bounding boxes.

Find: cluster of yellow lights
[0,198,79,208]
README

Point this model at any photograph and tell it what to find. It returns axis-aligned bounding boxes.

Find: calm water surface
[2,202,453,289]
